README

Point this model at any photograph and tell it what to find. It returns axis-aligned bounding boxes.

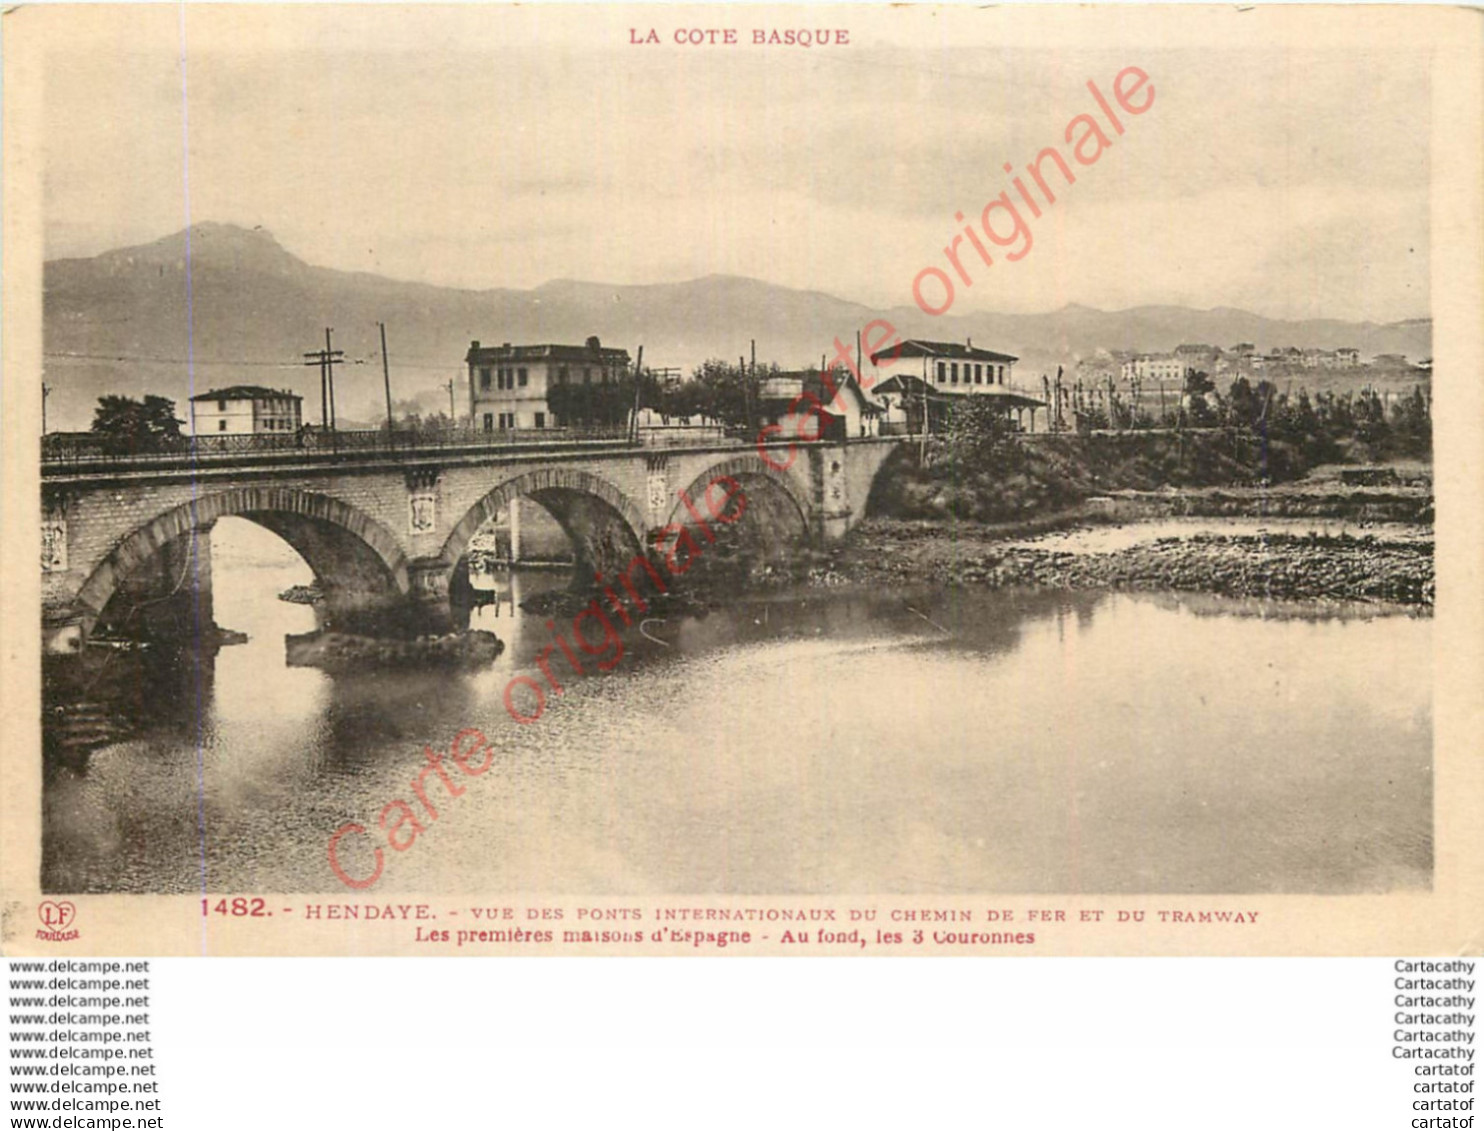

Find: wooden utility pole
[919,356,929,461]
[444,378,456,423]
[749,340,757,432]
[378,322,395,442]
[303,330,345,443]
[629,344,644,442]
[325,328,338,432]
[742,354,752,435]
[41,382,49,435]
[309,350,327,431]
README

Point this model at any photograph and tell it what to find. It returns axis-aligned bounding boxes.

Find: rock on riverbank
[285,628,504,672]
[278,584,323,605]
[831,520,1433,607]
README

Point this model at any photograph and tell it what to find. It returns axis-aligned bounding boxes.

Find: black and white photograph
[4,4,1476,957]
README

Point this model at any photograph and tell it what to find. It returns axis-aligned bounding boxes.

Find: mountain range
[41,223,1432,432]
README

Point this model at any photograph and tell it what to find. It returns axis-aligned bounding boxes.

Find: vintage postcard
[2,4,1480,956]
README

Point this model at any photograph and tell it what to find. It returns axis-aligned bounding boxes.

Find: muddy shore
[816,513,1433,608]
[811,476,1437,607]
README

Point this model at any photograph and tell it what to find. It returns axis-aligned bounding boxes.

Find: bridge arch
[441,467,648,584]
[667,454,814,549]
[74,486,412,621]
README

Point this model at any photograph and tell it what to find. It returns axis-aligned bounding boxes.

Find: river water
[43,517,1432,895]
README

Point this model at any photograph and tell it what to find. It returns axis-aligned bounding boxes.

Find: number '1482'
[202,897,269,917]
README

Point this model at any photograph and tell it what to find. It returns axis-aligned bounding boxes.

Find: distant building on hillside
[465,336,630,430]
[1174,343,1220,374]
[1120,354,1184,383]
[189,386,302,435]
[1335,348,1360,367]
[1372,353,1414,369]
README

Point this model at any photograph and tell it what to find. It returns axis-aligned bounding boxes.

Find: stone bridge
[40,435,901,652]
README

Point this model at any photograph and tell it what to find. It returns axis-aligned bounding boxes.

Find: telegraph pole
[303,330,345,438]
[325,328,338,432]
[629,344,644,443]
[41,382,49,435]
[311,351,327,431]
[915,355,929,457]
[743,355,752,435]
[444,378,456,424]
[750,340,757,431]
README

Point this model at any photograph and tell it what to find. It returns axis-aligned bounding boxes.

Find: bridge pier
[407,558,451,604]
[808,447,855,543]
[43,609,91,656]
[97,522,216,645]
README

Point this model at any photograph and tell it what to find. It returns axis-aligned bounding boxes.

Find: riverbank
[869,427,1432,523]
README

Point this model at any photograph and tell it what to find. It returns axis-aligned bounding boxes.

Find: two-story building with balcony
[465,336,631,431]
[869,338,1019,395]
[867,338,1043,430]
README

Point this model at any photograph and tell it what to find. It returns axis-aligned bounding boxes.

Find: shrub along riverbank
[831,424,1434,607]
[869,429,1328,524]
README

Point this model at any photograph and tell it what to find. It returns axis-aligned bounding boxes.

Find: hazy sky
[34,6,1432,322]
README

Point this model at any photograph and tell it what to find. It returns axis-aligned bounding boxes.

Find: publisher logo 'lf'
[38,899,77,933]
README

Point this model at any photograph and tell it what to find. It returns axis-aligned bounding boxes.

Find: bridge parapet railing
[41,425,643,470]
[636,425,735,449]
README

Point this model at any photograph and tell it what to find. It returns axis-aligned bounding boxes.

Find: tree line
[543,360,784,430]
[73,366,1432,468]
[1065,371,1431,461]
